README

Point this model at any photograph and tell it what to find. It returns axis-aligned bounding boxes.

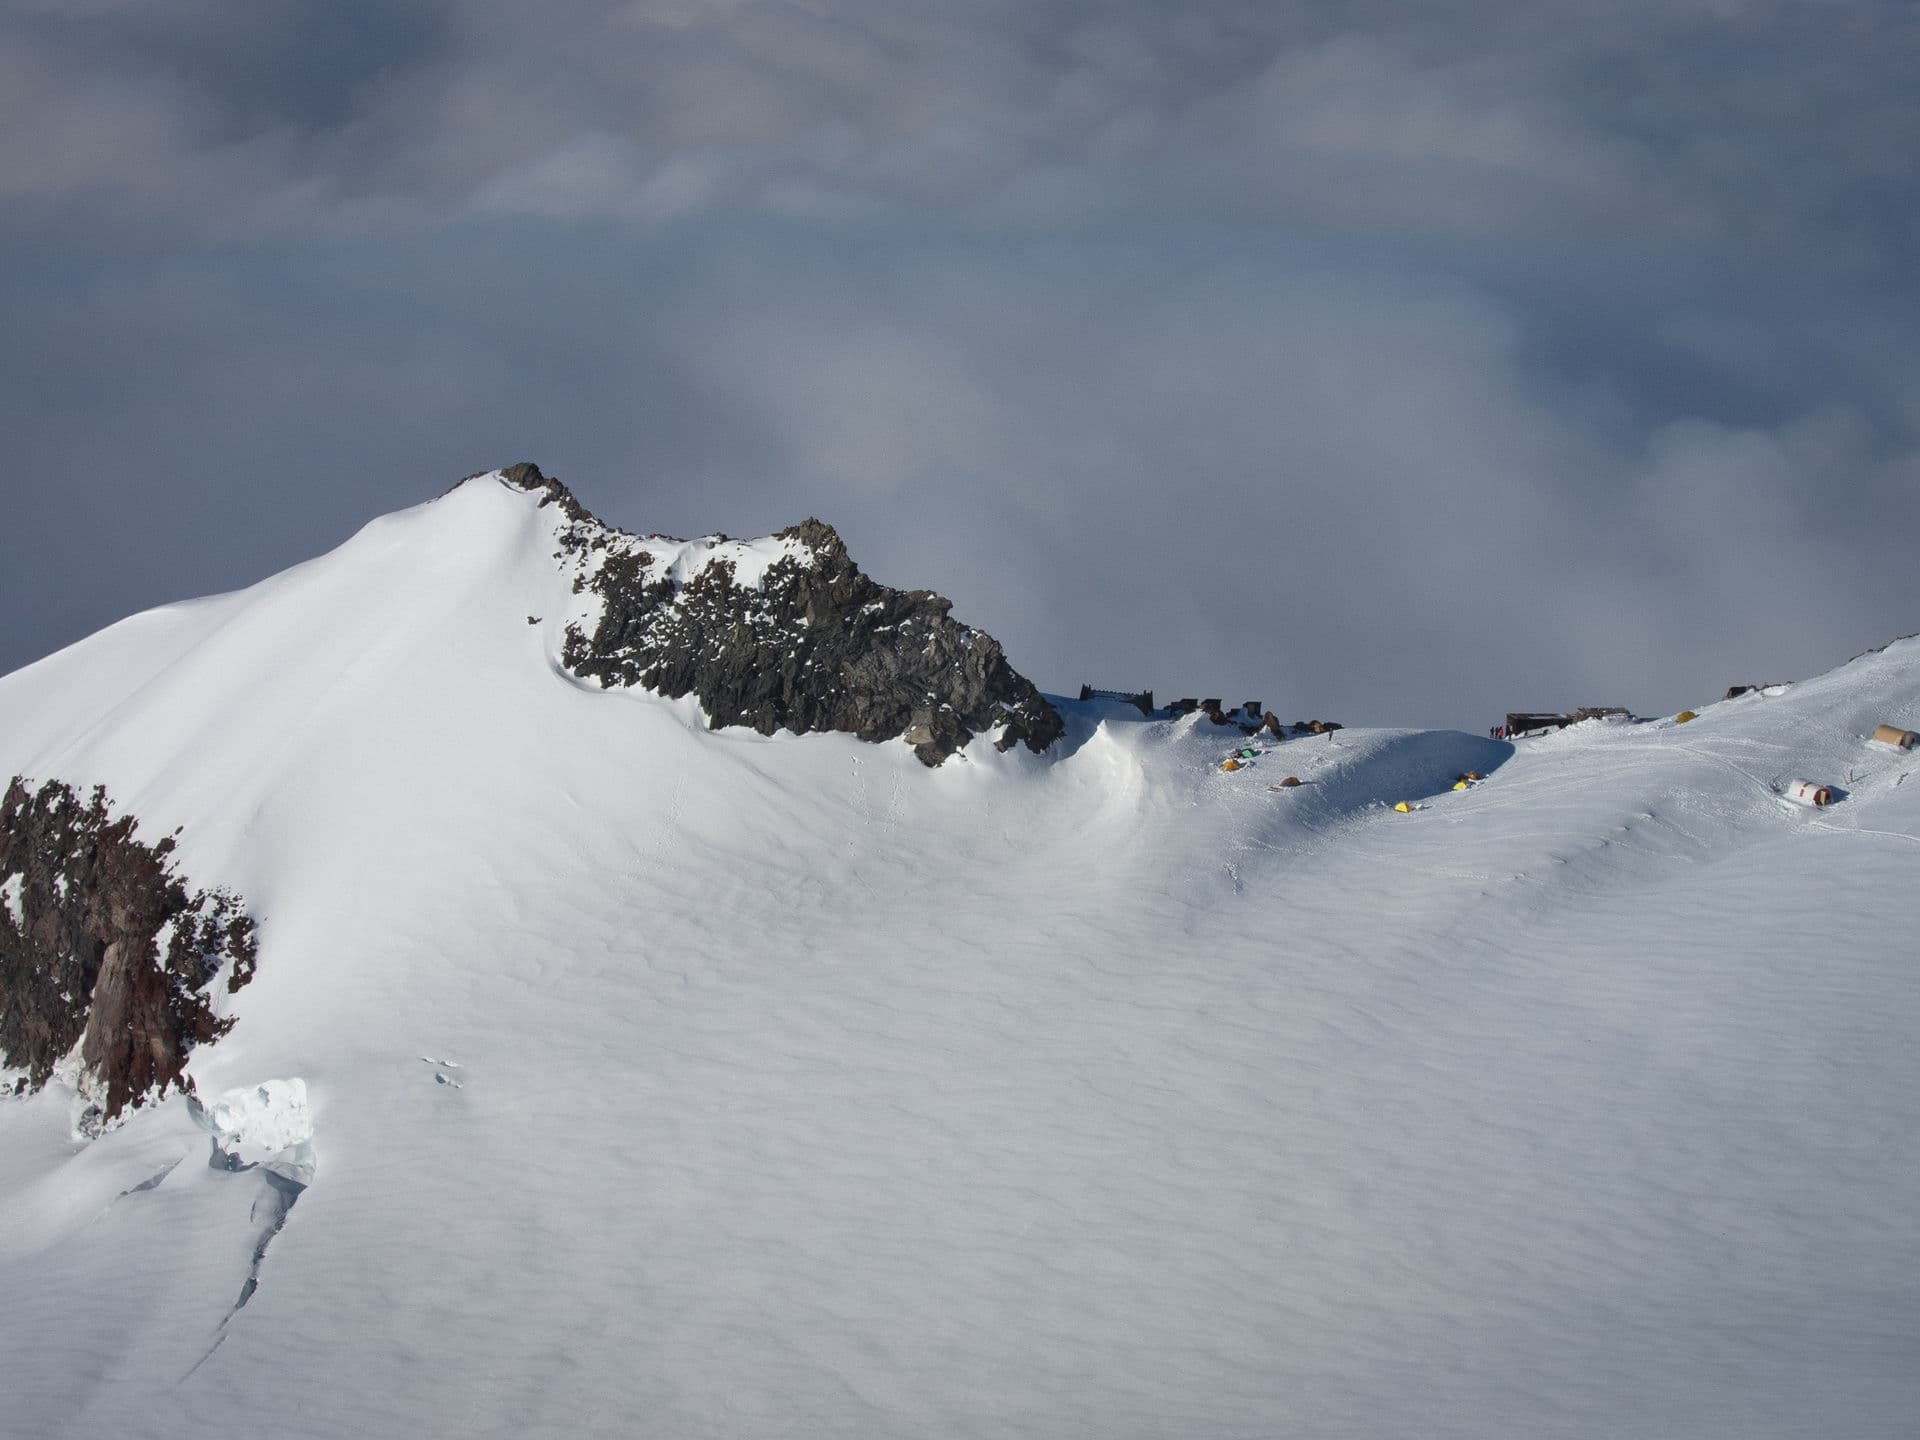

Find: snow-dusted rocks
[0,777,256,1121]
[493,463,1063,765]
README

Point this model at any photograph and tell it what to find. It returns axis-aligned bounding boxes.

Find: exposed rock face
[0,777,257,1122]
[496,464,1063,765]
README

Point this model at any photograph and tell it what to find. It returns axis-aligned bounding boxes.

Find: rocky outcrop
[0,777,257,1122]
[496,464,1063,765]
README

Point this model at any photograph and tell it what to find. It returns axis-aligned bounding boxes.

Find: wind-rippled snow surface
[2,477,1916,1438]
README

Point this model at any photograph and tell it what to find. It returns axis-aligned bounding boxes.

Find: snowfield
[2,475,1916,1438]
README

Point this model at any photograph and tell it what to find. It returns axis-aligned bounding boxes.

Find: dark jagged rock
[495,461,597,525]
[0,777,257,1122]
[494,464,1063,765]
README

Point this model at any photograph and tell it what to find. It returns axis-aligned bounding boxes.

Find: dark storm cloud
[3,1,1917,727]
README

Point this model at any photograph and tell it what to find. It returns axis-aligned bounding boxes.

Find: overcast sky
[4,0,1916,729]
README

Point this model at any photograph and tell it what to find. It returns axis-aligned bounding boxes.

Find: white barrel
[1783,779,1833,807]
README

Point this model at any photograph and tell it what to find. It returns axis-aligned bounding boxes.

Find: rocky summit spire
[501,465,1063,765]
[0,777,257,1125]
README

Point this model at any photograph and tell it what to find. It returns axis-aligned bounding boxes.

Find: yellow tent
[1675,710,1698,723]
[1221,758,1241,772]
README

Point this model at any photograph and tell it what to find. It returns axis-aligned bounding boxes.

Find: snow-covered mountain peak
[2,465,1917,1439]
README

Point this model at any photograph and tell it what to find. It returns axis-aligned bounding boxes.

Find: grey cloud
[2,1,1917,731]
[6,2,1915,267]
[633,234,1916,723]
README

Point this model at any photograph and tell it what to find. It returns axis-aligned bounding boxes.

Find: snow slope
[2,474,1917,1439]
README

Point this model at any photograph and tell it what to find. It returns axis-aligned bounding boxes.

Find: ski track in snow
[0,477,1916,1439]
